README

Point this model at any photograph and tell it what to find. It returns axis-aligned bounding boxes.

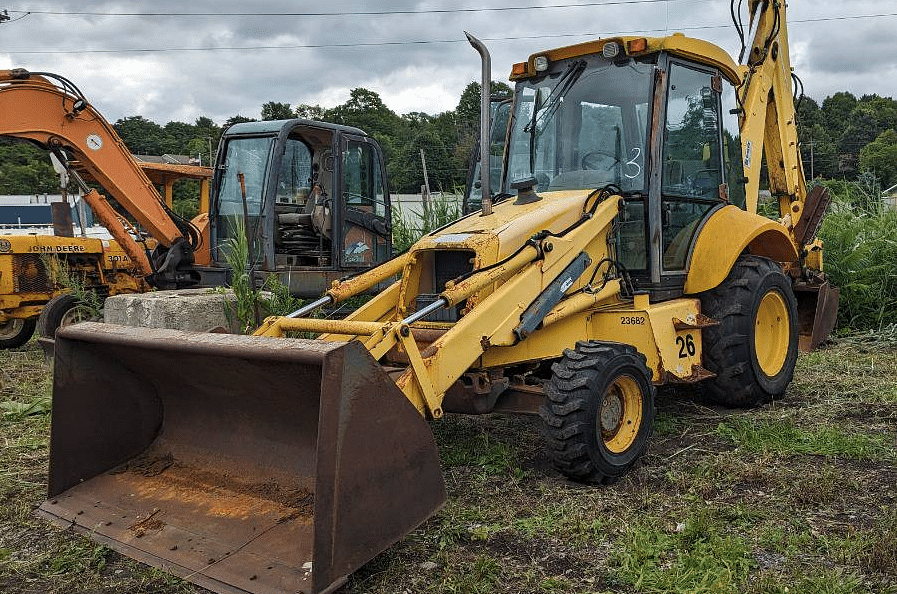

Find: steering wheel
[689,169,718,196]
[581,150,619,172]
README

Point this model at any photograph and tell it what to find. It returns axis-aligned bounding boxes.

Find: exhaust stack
[465,32,493,216]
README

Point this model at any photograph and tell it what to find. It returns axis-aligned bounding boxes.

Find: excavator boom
[0,69,196,283]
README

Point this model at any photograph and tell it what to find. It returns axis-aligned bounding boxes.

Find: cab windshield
[507,55,655,193]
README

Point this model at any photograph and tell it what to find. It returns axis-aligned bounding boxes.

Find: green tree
[225,114,256,127]
[859,128,897,189]
[193,116,222,162]
[160,121,195,155]
[327,88,402,136]
[261,101,294,121]
[820,91,857,140]
[839,98,897,154]
[113,115,164,155]
[455,80,513,135]
[295,104,327,120]
[0,140,57,194]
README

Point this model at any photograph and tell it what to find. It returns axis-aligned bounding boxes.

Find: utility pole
[419,148,431,222]
[808,134,815,180]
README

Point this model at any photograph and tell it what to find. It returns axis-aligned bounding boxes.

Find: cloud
[1,1,896,124]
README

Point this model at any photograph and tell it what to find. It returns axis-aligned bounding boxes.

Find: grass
[715,416,893,460]
[391,194,462,254]
[0,337,895,593]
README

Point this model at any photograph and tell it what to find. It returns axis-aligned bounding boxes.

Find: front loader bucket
[37,323,446,594]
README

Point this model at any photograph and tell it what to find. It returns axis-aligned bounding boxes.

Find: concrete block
[104,289,241,333]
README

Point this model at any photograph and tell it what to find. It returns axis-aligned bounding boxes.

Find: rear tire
[38,294,95,340]
[539,341,655,484]
[700,255,798,407]
[0,318,36,349]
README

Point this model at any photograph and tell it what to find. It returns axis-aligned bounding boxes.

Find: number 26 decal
[676,334,696,358]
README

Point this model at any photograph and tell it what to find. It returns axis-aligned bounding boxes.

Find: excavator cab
[210,120,392,297]
[505,49,741,299]
[503,43,835,344]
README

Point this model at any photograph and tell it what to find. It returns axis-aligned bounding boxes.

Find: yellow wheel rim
[599,374,643,454]
[755,290,790,377]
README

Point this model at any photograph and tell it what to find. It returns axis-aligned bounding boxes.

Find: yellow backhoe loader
[38,2,838,593]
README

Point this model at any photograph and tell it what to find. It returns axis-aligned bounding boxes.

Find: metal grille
[12,254,53,293]
[415,250,476,323]
[434,250,474,291]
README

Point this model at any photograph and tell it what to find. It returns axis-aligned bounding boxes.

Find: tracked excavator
[38,2,838,593]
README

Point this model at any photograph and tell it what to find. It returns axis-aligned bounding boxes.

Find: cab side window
[722,83,746,209]
[661,63,724,271]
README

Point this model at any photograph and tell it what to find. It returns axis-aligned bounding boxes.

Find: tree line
[2,84,896,199]
[797,92,897,190]
[102,81,511,198]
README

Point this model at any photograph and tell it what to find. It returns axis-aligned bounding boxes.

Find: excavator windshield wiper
[525,59,587,172]
[524,60,587,135]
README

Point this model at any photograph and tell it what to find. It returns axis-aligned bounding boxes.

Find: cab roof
[510,33,744,86]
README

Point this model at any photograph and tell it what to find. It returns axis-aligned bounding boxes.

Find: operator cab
[504,40,745,300]
[210,119,391,296]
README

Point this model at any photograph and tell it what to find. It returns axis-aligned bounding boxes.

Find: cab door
[337,134,391,268]
[653,60,729,294]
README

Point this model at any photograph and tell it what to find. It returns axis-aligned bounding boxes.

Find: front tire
[540,341,655,484]
[0,318,36,349]
[37,293,95,341]
[700,255,798,407]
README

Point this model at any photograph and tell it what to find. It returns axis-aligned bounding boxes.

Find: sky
[1,1,896,126]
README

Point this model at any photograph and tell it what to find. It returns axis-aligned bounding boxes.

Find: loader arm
[259,194,623,418]
[0,69,194,280]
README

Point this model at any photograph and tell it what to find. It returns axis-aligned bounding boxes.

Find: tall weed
[391,194,461,253]
[818,181,897,331]
[219,217,302,333]
[40,255,103,318]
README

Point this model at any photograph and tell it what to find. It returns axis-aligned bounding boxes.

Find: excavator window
[721,82,747,209]
[341,139,389,266]
[214,135,274,266]
[276,137,313,206]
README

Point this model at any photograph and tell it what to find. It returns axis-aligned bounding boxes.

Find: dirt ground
[0,338,894,594]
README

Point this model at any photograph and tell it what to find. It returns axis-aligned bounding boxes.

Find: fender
[684,205,798,294]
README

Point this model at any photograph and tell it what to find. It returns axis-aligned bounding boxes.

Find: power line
[7,0,707,18]
[3,11,896,55]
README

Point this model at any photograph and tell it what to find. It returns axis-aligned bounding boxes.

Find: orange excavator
[0,69,210,288]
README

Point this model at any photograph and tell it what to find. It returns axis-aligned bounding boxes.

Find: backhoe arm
[0,69,193,280]
[737,1,808,243]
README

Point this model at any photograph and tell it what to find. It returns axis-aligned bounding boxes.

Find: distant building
[883,183,897,210]
[0,194,94,229]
